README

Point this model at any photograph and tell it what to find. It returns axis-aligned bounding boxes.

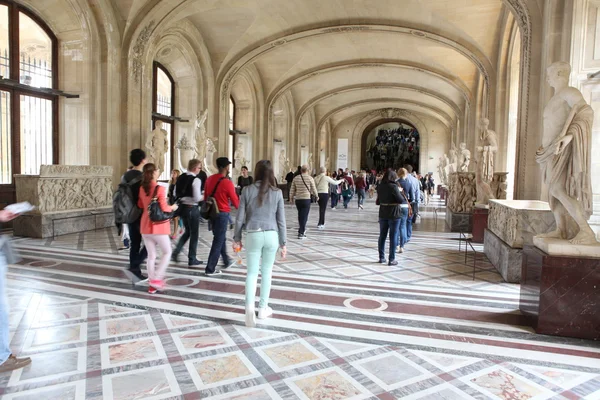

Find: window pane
[0,6,8,78]
[0,90,11,184]
[229,98,234,130]
[156,67,172,116]
[19,12,53,88]
[20,95,52,175]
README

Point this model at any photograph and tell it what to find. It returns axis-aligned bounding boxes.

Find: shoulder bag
[200,178,225,220]
[300,175,317,203]
[399,189,414,219]
[148,186,174,223]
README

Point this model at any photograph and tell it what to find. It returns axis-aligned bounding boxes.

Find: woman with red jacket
[137,163,178,294]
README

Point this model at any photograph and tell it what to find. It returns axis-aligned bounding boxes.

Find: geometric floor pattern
[2,197,600,399]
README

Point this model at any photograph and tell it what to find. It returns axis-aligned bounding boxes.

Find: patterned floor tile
[99,314,155,339]
[0,380,86,400]
[7,347,87,387]
[22,322,87,351]
[102,364,181,400]
[409,350,481,372]
[353,351,434,390]
[233,325,294,343]
[98,303,146,318]
[161,313,210,329]
[185,351,261,389]
[101,336,166,368]
[256,339,328,372]
[172,325,236,355]
[286,367,371,400]
[461,366,555,400]
[33,304,88,327]
[318,338,378,357]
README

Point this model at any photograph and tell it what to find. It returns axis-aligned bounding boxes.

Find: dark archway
[361,119,420,172]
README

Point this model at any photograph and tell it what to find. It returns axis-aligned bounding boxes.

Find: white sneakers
[317,225,325,230]
[258,306,273,319]
[245,306,273,327]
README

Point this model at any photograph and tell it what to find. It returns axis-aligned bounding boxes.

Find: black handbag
[148,186,174,223]
[200,178,224,220]
[300,175,317,203]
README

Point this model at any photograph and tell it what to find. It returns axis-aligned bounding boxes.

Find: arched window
[228,96,235,164]
[152,62,174,181]
[0,1,58,192]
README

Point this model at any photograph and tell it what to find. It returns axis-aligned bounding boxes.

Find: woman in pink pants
[138,163,178,294]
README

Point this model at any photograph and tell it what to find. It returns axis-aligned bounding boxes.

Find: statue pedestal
[533,237,600,258]
[471,205,489,243]
[445,209,472,233]
[14,165,114,238]
[520,245,600,340]
[484,200,555,283]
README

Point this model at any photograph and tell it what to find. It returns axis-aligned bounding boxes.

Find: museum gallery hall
[0,1,599,399]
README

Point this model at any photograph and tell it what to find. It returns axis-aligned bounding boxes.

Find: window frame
[0,0,58,196]
[151,61,175,180]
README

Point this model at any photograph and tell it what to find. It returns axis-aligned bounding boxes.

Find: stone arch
[360,118,421,171]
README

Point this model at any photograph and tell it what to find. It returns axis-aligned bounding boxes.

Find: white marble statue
[535,61,598,245]
[307,153,313,173]
[459,142,471,172]
[477,118,498,182]
[278,149,287,181]
[474,159,495,206]
[205,138,217,175]
[438,156,448,185]
[146,120,169,172]
[448,142,459,174]
[175,133,195,172]
[233,142,244,180]
[194,109,208,162]
[325,157,331,172]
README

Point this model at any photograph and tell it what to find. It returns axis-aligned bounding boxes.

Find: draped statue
[535,62,598,245]
[146,120,169,172]
[477,118,498,182]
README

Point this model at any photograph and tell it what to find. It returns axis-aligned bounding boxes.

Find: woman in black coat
[375,169,408,266]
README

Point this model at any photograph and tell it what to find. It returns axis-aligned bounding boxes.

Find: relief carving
[37,178,113,213]
[447,172,476,213]
[40,165,113,177]
[131,21,155,84]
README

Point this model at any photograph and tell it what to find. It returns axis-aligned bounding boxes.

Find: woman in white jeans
[137,163,178,294]
[234,160,287,327]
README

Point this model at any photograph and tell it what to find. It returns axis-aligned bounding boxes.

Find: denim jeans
[406,202,418,241]
[317,193,329,226]
[295,199,311,235]
[206,212,231,273]
[378,218,401,262]
[173,206,200,262]
[342,192,353,208]
[127,218,147,273]
[0,253,10,364]
[330,193,339,208]
[357,188,366,206]
[398,207,409,248]
[245,231,279,309]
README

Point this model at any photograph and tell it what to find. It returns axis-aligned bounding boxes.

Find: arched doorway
[361,119,420,171]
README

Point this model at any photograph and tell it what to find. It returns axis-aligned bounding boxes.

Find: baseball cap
[216,157,232,169]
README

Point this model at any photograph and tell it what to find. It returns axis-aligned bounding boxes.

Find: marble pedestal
[520,245,600,340]
[14,165,114,238]
[472,206,489,243]
[445,208,472,232]
[484,229,522,283]
[484,200,555,283]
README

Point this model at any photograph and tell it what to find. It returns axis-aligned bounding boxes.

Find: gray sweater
[234,182,287,246]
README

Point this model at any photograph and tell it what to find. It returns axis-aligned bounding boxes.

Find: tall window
[152,62,174,181]
[506,29,521,200]
[0,1,58,187]
[228,96,235,164]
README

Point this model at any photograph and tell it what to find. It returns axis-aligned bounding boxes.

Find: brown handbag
[399,189,413,218]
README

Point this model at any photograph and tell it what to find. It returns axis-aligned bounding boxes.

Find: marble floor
[1,197,599,400]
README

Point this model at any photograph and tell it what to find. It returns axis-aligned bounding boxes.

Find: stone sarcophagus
[484,200,555,283]
[14,165,114,238]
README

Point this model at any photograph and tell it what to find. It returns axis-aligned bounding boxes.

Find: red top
[355,176,367,190]
[137,183,173,235]
[344,175,355,187]
[204,174,239,213]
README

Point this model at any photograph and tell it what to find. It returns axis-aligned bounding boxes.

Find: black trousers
[317,193,329,226]
[127,218,147,273]
[295,199,311,235]
[173,206,200,262]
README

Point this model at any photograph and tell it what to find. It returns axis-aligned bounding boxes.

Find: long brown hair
[170,169,181,185]
[142,163,157,196]
[254,160,277,206]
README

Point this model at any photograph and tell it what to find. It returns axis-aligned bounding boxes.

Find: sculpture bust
[146,120,169,172]
[459,142,471,172]
[476,118,498,182]
[536,61,598,245]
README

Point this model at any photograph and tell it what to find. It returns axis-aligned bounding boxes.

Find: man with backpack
[341,170,354,209]
[115,149,148,283]
[172,159,204,266]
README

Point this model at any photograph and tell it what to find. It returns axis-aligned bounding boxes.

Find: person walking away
[138,164,178,293]
[122,149,148,284]
[396,168,412,253]
[355,171,367,210]
[204,157,240,275]
[341,170,355,209]
[0,209,31,373]
[330,172,341,209]
[285,169,294,201]
[375,169,406,266]
[404,164,420,242]
[168,169,182,239]
[237,166,253,195]
[289,165,318,239]
[172,159,204,266]
[314,167,344,229]
[234,160,287,327]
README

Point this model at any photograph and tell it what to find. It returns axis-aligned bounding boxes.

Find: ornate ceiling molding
[316,98,452,135]
[295,83,462,127]
[266,61,472,110]
[218,24,492,107]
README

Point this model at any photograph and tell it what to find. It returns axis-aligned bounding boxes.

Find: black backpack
[113,175,142,224]
[175,174,195,200]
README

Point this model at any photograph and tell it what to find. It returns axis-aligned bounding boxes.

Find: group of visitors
[116,149,286,328]
[366,126,420,171]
